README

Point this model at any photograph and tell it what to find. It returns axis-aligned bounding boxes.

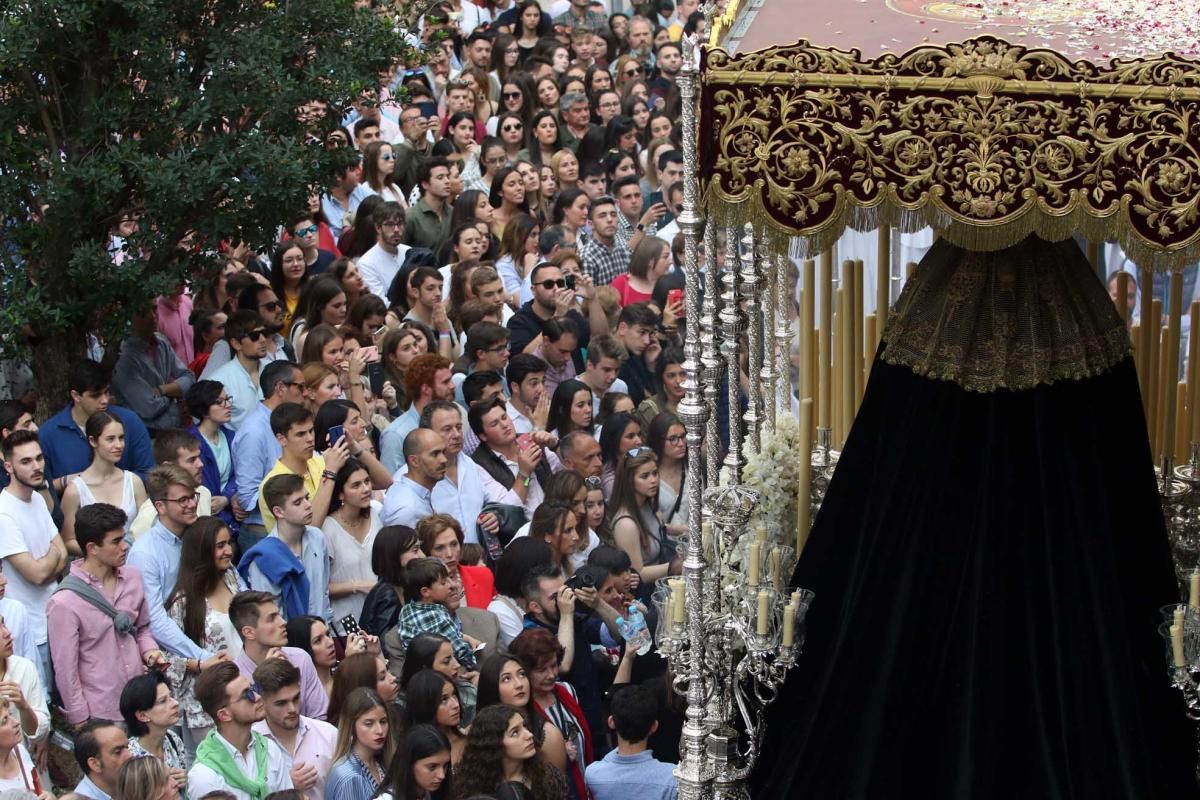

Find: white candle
[1172,623,1186,668]
[782,602,797,647]
[1175,606,1186,633]
[672,579,686,624]
[769,547,782,589]
[1190,570,1199,608]
[756,589,770,635]
[756,525,768,543]
[747,541,761,585]
[701,522,713,559]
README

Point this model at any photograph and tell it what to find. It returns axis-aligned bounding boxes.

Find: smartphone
[417,100,438,119]
[328,425,345,447]
[368,361,386,396]
[516,433,532,451]
[339,615,362,637]
[667,288,683,308]
[360,345,380,362]
[565,274,576,290]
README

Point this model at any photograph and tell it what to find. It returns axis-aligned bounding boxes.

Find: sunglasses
[503,91,522,100]
[243,328,269,341]
[293,224,318,236]
[538,278,567,289]
[624,66,644,76]
[502,123,523,132]
[259,300,283,311]
[381,153,396,161]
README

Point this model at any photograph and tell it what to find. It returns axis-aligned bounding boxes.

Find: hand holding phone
[328,425,345,448]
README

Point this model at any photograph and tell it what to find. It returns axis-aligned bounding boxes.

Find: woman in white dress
[0,706,39,795]
[163,517,247,749]
[322,458,383,623]
[60,410,146,555]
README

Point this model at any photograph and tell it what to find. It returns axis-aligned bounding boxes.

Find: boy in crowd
[397,557,479,671]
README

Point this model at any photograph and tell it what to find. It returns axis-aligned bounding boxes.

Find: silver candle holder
[1158,602,1200,781]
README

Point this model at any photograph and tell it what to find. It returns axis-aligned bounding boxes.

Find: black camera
[565,570,596,590]
[565,274,576,291]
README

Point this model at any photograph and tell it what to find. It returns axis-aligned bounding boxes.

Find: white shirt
[188,732,294,800]
[0,490,59,644]
[0,598,37,669]
[321,504,383,621]
[507,400,534,434]
[487,595,526,646]
[358,242,412,300]
[590,378,629,415]
[475,448,563,517]
[381,475,434,528]
[208,357,265,431]
[1,655,49,743]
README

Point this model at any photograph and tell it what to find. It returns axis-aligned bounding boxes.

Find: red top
[611,274,653,306]
[459,563,496,609]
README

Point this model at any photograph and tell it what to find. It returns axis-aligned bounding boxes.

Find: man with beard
[209,310,273,430]
[47,502,164,725]
[252,658,336,800]
[626,15,656,71]
[0,430,69,689]
[357,202,411,300]
[201,279,295,379]
[507,262,591,370]
[420,401,505,545]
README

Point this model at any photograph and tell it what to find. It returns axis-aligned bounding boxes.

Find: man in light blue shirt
[128,465,212,660]
[232,362,305,551]
[381,429,446,527]
[420,400,515,545]
[379,405,420,475]
[585,683,678,800]
[208,310,270,430]
[73,719,133,800]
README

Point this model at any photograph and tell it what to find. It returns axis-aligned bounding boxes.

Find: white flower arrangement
[741,415,803,544]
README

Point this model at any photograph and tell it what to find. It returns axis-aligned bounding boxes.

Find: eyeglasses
[293,224,318,237]
[537,279,567,289]
[216,396,233,407]
[665,434,686,444]
[484,343,510,353]
[242,329,268,342]
[240,686,260,704]
[160,492,200,506]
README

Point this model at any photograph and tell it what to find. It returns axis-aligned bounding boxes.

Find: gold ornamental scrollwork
[699,36,1200,269]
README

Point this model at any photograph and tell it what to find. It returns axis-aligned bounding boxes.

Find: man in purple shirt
[46,503,165,726]
[229,591,328,720]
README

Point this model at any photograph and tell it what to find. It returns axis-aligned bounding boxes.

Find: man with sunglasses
[209,310,272,430]
[507,262,591,365]
[190,659,295,800]
[200,281,294,380]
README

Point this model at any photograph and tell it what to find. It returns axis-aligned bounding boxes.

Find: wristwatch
[635,223,646,232]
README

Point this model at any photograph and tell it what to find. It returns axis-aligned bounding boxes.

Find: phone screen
[328,425,345,447]
[418,101,438,119]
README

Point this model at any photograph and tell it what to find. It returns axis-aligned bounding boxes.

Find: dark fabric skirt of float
[753,352,1196,798]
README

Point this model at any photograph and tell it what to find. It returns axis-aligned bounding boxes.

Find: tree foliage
[0,0,420,406]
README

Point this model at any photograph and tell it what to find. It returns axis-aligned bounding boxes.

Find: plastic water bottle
[617,604,653,655]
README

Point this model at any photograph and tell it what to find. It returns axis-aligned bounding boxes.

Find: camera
[565,274,576,291]
[565,570,596,590]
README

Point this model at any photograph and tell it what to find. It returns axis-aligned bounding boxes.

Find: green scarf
[195,729,270,800]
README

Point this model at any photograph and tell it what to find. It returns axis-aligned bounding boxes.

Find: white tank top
[72,472,137,535]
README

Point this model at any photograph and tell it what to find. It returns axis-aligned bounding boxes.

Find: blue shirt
[324,752,382,800]
[208,357,266,431]
[39,404,154,481]
[127,520,210,659]
[232,403,282,528]
[380,476,433,528]
[378,407,420,474]
[74,775,113,800]
[585,750,678,800]
[245,526,334,624]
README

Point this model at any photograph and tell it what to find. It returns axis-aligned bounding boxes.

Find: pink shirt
[253,716,338,800]
[156,293,195,365]
[45,562,159,724]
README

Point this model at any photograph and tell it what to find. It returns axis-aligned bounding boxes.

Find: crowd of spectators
[0,0,711,798]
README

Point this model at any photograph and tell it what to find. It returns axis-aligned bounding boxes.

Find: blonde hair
[115,756,168,800]
[643,135,673,191]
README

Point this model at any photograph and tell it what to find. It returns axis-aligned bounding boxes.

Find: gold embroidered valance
[699,37,1200,269]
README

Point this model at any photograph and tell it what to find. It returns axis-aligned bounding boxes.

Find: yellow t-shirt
[258,455,326,531]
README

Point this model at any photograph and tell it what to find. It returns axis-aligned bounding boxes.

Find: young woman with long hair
[583,475,608,546]
[611,236,670,307]
[285,614,339,699]
[526,504,579,577]
[495,112,528,163]
[184,381,237,522]
[437,224,488,278]
[453,704,567,800]
[60,410,146,554]
[494,213,540,306]
[301,361,342,414]
[339,195,385,258]
[450,190,497,242]
[115,755,179,800]
[350,140,407,213]
[549,150,580,194]
[607,447,677,582]
[545,379,593,439]
[327,687,395,800]
[360,525,424,640]
[328,653,400,726]
[604,115,640,158]
[519,110,559,169]
[637,346,685,429]
[489,165,529,238]
[335,257,368,310]
[380,327,423,412]
[647,411,688,536]
[539,470,597,569]
[598,409,642,496]
[513,160,544,221]
[623,95,650,143]
[320,456,385,620]
[641,134,676,195]
[270,240,309,337]
[290,275,349,354]
[603,149,638,192]
[164,517,247,743]
[514,1,546,61]
[463,137,508,196]
[188,307,227,377]
[533,75,560,116]
[446,259,482,337]
[595,391,635,431]
[550,187,589,247]
[475,654,567,774]
[406,670,469,766]
[490,33,520,89]
[376,724,454,800]
[487,538,553,647]
[399,633,462,691]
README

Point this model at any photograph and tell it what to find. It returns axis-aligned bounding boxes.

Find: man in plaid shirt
[612,176,667,254]
[580,196,631,286]
[397,557,478,670]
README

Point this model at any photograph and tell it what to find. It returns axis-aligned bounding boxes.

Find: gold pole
[1189,302,1200,447]
[1154,323,1167,460]
[1164,272,1184,464]
[1116,271,1131,324]
[1139,265,1154,411]
[801,259,815,413]
[864,314,877,388]
[818,251,833,431]
[840,265,855,446]
[1147,299,1161,447]
[1177,383,1189,463]
[797,398,813,555]
[853,259,865,412]
[876,226,891,345]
